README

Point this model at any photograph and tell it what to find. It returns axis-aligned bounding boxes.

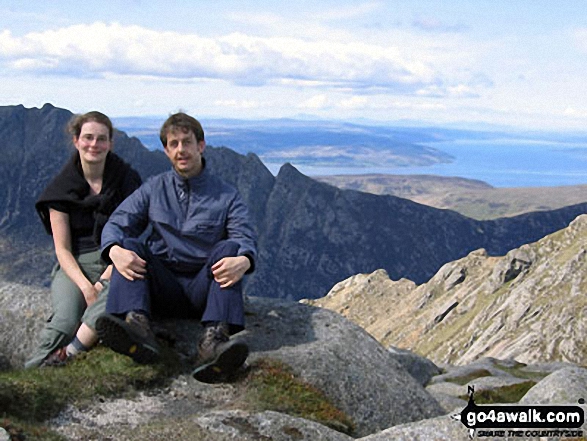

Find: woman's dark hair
[67,111,114,140]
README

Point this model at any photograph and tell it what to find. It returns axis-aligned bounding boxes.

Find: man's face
[164,127,205,178]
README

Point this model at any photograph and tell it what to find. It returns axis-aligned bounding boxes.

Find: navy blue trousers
[106,238,245,332]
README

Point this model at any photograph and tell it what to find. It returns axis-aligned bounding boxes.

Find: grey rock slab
[357,414,470,441]
[426,381,468,399]
[388,346,442,386]
[0,280,50,368]
[519,361,579,375]
[429,357,521,385]
[464,374,536,393]
[242,297,445,437]
[427,391,468,414]
[194,410,354,441]
[520,366,587,405]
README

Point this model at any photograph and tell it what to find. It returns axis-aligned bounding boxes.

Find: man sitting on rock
[96,112,257,383]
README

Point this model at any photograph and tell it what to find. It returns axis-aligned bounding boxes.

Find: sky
[1,0,587,130]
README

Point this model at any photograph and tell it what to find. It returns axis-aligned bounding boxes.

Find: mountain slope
[308,214,587,365]
[315,174,587,220]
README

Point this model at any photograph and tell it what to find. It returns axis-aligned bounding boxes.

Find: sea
[269,138,587,188]
[115,117,587,189]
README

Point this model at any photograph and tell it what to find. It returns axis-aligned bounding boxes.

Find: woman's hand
[82,283,99,306]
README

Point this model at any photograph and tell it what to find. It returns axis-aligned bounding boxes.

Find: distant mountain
[307,214,587,366]
[2,104,587,300]
[315,174,587,220]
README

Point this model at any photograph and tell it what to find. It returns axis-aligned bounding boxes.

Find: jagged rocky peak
[307,214,587,366]
[303,270,416,328]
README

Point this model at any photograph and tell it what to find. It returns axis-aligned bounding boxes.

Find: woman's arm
[49,208,98,306]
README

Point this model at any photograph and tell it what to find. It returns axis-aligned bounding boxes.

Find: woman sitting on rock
[25,111,142,367]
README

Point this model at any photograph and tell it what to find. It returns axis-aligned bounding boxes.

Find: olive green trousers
[25,250,108,368]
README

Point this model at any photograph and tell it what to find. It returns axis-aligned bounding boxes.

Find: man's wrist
[101,243,119,264]
[241,254,254,273]
[108,244,122,260]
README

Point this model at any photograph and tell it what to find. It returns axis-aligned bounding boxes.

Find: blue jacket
[101,166,257,273]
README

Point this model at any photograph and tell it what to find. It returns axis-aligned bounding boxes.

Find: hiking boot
[192,323,249,383]
[96,312,161,364]
[40,347,70,367]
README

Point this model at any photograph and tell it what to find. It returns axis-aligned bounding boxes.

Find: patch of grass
[0,346,181,439]
[1,417,66,441]
[458,381,536,404]
[242,358,355,435]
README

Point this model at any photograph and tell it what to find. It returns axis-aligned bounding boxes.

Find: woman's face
[74,121,112,165]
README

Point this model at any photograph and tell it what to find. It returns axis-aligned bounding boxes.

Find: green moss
[458,381,536,404]
[0,346,180,438]
[1,351,355,438]
[242,358,355,435]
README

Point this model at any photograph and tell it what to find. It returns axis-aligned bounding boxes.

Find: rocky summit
[4,203,587,440]
[4,278,446,439]
[307,214,587,366]
[4,276,587,440]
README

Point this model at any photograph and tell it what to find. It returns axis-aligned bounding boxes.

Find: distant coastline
[115,117,587,188]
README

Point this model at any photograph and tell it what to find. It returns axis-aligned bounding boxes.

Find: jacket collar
[171,157,208,188]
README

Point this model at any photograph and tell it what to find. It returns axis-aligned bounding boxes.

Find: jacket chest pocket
[150,207,179,228]
[193,221,225,244]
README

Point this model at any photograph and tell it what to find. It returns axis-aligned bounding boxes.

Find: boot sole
[192,341,249,383]
[96,314,160,365]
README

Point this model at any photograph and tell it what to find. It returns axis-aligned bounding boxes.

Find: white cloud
[213,99,262,109]
[299,94,329,109]
[0,21,473,94]
[564,107,587,118]
[338,96,368,109]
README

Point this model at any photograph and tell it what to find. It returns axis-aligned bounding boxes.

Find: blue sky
[1,1,587,130]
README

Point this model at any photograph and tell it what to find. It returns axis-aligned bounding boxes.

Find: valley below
[315,173,587,220]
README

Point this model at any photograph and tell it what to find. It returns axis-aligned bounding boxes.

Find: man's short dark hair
[159,112,205,146]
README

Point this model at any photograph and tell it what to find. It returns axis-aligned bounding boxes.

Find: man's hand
[109,245,147,281]
[211,256,250,288]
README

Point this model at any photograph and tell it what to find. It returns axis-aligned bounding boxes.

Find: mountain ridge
[2,103,587,300]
